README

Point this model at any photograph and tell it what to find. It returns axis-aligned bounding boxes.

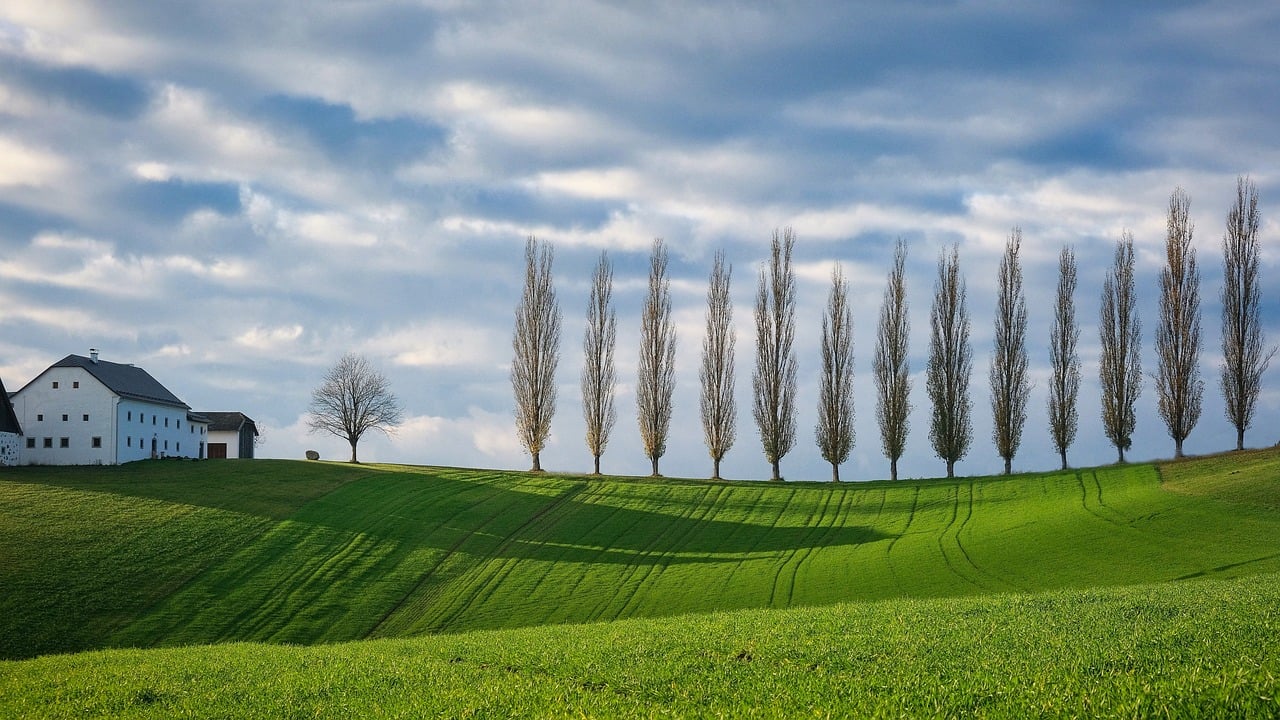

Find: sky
[1,1,1278,481]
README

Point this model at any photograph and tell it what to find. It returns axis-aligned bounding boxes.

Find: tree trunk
[1174,438,1184,459]
[946,459,955,479]
[651,456,660,477]
[831,463,840,482]
[770,459,781,481]
[1117,447,1125,464]
[1060,450,1068,471]
[1237,428,1245,452]
[1003,457,1012,475]
[593,454,600,475]
[349,440,358,464]
[712,458,721,481]
[890,458,898,482]
[531,452,542,472]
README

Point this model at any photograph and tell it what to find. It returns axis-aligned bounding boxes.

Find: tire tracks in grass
[365,477,554,637]
[608,483,728,620]
[770,485,842,607]
[884,484,920,590]
[932,484,985,591]
[414,482,590,632]
[947,480,1014,592]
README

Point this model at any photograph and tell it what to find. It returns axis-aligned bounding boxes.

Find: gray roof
[43,354,190,409]
[0,375,20,435]
[201,411,258,435]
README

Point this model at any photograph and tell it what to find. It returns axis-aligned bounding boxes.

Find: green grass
[2,452,1279,661]
[2,573,1277,718]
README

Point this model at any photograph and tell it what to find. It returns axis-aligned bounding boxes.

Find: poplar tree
[1221,176,1277,451]
[1155,187,1203,459]
[1047,245,1081,470]
[753,228,798,482]
[637,239,676,476]
[874,239,911,481]
[989,229,1030,475]
[816,263,855,482]
[926,244,972,479]
[511,236,561,471]
[581,251,617,475]
[1099,232,1142,463]
[700,250,736,480]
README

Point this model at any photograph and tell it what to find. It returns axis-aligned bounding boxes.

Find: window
[62,414,68,422]
[177,442,181,452]
[83,414,89,422]
[177,419,181,429]
[43,438,52,448]
[37,414,43,422]
[73,381,79,389]
[164,417,169,428]
[52,381,59,389]
[163,440,168,451]
[152,416,156,426]
[59,438,69,448]
[128,411,132,421]
[140,413,145,423]
[127,437,132,448]
[92,437,102,448]
[26,438,35,449]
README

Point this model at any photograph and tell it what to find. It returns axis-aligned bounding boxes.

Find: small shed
[201,411,259,459]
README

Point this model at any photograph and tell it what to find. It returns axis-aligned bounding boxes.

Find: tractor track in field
[610,484,730,620]
[364,482,546,637]
[884,484,920,589]
[427,481,591,627]
[771,486,843,607]
[717,487,799,607]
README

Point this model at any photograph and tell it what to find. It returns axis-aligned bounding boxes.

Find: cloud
[1,1,1278,480]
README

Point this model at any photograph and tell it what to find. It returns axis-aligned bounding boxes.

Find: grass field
[1,449,1278,715]
[2,573,1277,718]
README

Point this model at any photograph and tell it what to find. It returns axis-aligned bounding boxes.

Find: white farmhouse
[1,375,21,466]
[201,411,259,459]
[10,350,209,465]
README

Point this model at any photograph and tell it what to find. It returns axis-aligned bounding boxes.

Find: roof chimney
[89,348,99,364]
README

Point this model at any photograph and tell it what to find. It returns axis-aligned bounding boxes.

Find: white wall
[13,366,204,465]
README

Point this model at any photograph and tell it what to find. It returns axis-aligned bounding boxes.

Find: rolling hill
[2,448,1278,662]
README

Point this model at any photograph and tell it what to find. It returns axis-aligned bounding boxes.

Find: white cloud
[0,134,67,187]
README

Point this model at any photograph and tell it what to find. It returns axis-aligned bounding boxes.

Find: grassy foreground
[2,449,1280,660]
[2,573,1277,718]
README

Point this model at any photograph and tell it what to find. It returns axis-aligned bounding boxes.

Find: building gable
[0,375,21,435]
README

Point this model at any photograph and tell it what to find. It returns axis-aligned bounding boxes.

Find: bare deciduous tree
[1099,232,1142,463]
[753,227,798,482]
[637,238,676,476]
[581,251,616,475]
[989,229,1030,476]
[1048,245,1081,470]
[512,236,561,472]
[1221,176,1277,451]
[816,263,855,482]
[1156,187,1203,459]
[700,250,736,480]
[308,352,404,464]
[875,238,911,481]
[926,244,972,479]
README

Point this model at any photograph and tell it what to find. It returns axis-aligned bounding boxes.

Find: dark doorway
[208,443,228,459]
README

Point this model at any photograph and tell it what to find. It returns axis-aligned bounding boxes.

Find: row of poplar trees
[511,176,1274,481]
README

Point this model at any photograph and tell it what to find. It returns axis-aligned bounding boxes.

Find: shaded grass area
[1159,447,1280,510]
[2,573,1277,718]
[2,451,1279,661]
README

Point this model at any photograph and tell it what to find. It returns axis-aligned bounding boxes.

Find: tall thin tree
[1156,187,1203,459]
[989,229,1031,475]
[581,251,617,475]
[1099,232,1142,463]
[511,236,561,472]
[700,250,736,480]
[1221,176,1277,451]
[816,263,855,482]
[637,238,676,477]
[926,244,972,479]
[753,228,798,482]
[875,238,911,481]
[1047,245,1081,470]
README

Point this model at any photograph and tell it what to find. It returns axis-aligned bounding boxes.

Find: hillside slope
[2,449,1278,660]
